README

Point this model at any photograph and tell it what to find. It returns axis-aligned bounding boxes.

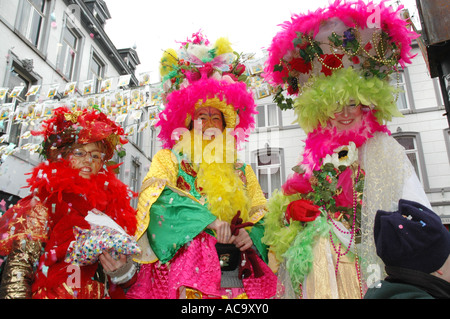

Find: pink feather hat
[263,0,418,96]
[156,32,257,149]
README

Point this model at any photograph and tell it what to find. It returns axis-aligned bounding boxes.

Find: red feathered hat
[32,107,128,161]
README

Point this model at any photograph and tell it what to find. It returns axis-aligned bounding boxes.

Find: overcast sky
[103,0,420,82]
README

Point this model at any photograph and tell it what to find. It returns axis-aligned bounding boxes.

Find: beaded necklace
[327,165,363,297]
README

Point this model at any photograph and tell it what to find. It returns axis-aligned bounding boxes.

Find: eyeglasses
[71,149,105,162]
[335,104,360,115]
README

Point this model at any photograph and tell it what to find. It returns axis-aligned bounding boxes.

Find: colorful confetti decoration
[65,225,141,266]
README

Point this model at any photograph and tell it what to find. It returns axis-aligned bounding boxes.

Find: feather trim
[26,161,137,235]
[264,0,418,87]
[174,130,250,223]
[282,111,390,196]
[156,78,256,149]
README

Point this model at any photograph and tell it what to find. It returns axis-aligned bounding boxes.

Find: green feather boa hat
[294,68,403,133]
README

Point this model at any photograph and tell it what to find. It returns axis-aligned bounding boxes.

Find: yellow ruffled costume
[133,147,268,264]
[133,93,267,264]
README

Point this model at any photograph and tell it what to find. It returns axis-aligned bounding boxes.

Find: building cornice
[64,0,139,85]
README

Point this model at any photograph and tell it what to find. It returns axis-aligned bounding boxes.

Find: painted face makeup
[193,106,225,134]
[68,143,105,179]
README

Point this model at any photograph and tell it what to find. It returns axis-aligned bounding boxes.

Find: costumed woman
[262,0,431,298]
[126,32,278,299]
[0,107,139,299]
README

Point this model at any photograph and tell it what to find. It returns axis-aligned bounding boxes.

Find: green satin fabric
[147,185,269,264]
[248,221,268,263]
[147,188,216,264]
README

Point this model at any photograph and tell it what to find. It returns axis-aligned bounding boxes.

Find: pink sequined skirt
[126,232,277,299]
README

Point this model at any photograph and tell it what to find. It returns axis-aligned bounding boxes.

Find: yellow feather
[214,37,233,56]
[160,48,178,77]
[173,129,249,223]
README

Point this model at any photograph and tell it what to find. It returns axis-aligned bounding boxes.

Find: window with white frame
[148,126,156,159]
[393,133,426,184]
[58,23,82,81]
[6,70,30,103]
[127,109,144,149]
[256,104,279,128]
[88,51,106,94]
[17,0,47,47]
[4,67,33,146]
[254,148,282,198]
[391,70,410,111]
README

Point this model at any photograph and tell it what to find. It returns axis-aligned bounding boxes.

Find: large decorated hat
[31,106,128,161]
[263,0,418,133]
[156,31,257,149]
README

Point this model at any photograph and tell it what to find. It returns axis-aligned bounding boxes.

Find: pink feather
[300,111,390,177]
[156,78,257,149]
[263,0,418,86]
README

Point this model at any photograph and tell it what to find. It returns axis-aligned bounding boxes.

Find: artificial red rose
[290,58,312,74]
[285,199,321,223]
[351,56,360,64]
[235,63,246,76]
[287,85,299,95]
[274,64,290,80]
[298,40,309,50]
[183,69,201,82]
[199,63,214,79]
[320,54,344,76]
[364,42,373,52]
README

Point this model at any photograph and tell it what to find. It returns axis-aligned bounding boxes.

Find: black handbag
[215,243,241,271]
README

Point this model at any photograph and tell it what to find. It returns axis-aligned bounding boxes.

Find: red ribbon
[230,211,264,279]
